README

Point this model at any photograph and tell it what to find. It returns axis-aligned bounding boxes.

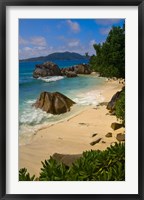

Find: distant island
[20,51,89,62]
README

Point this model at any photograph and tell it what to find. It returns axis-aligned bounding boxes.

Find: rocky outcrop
[107,87,125,113]
[61,64,91,76]
[66,71,77,78]
[107,91,121,112]
[33,62,61,78]
[33,62,91,78]
[33,91,75,115]
[52,153,82,167]
[74,64,91,74]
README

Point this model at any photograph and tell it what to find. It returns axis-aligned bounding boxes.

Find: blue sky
[19,19,125,59]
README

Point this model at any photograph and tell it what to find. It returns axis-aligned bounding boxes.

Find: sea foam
[19,106,53,125]
[38,76,64,83]
[74,90,104,106]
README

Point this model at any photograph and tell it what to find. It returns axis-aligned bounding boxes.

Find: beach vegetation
[19,142,125,181]
[19,168,36,181]
[39,158,69,181]
[90,25,125,78]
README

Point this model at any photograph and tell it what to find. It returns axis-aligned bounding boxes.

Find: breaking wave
[74,90,104,106]
[38,76,64,83]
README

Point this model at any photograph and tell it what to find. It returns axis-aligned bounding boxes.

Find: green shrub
[39,157,69,181]
[115,89,125,125]
[69,142,125,181]
[19,142,125,181]
[19,168,35,181]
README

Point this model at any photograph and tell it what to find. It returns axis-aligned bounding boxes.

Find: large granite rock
[107,87,125,113]
[66,71,77,78]
[33,62,61,78]
[61,64,91,76]
[52,153,82,167]
[107,91,121,112]
[74,64,91,74]
[33,91,75,115]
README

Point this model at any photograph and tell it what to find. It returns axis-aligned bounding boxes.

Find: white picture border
[6,6,138,194]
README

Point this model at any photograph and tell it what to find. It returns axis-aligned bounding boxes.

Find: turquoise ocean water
[19,60,105,136]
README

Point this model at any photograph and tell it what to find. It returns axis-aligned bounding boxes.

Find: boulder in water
[66,71,77,78]
[74,64,91,74]
[33,91,75,115]
[33,62,61,78]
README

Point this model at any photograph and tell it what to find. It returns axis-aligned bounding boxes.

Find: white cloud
[30,36,47,46]
[19,36,97,59]
[23,47,32,51]
[19,36,48,59]
[66,20,80,33]
[19,36,47,47]
[68,39,80,47]
[89,39,96,46]
[95,19,121,26]
[19,36,28,45]
[99,27,111,35]
[19,46,54,59]
[34,46,47,50]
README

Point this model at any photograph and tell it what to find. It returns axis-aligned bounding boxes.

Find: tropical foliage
[90,25,125,78]
[19,168,35,181]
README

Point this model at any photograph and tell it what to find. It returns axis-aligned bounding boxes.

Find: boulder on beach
[66,71,77,78]
[74,64,91,74]
[90,138,102,146]
[105,132,112,138]
[116,133,125,142]
[107,91,121,112]
[52,153,82,167]
[111,122,123,130]
[107,87,125,113]
[33,62,61,78]
[33,91,75,115]
[61,64,91,76]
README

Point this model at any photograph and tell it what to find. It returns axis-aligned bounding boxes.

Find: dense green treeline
[90,25,125,78]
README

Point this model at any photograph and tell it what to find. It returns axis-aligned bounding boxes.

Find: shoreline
[19,79,124,177]
[19,75,106,140]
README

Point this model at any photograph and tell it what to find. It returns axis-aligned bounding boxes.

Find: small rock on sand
[105,132,112,138]
[91,133,97,137]
[79,123,89,126]
[90,138,102,146]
